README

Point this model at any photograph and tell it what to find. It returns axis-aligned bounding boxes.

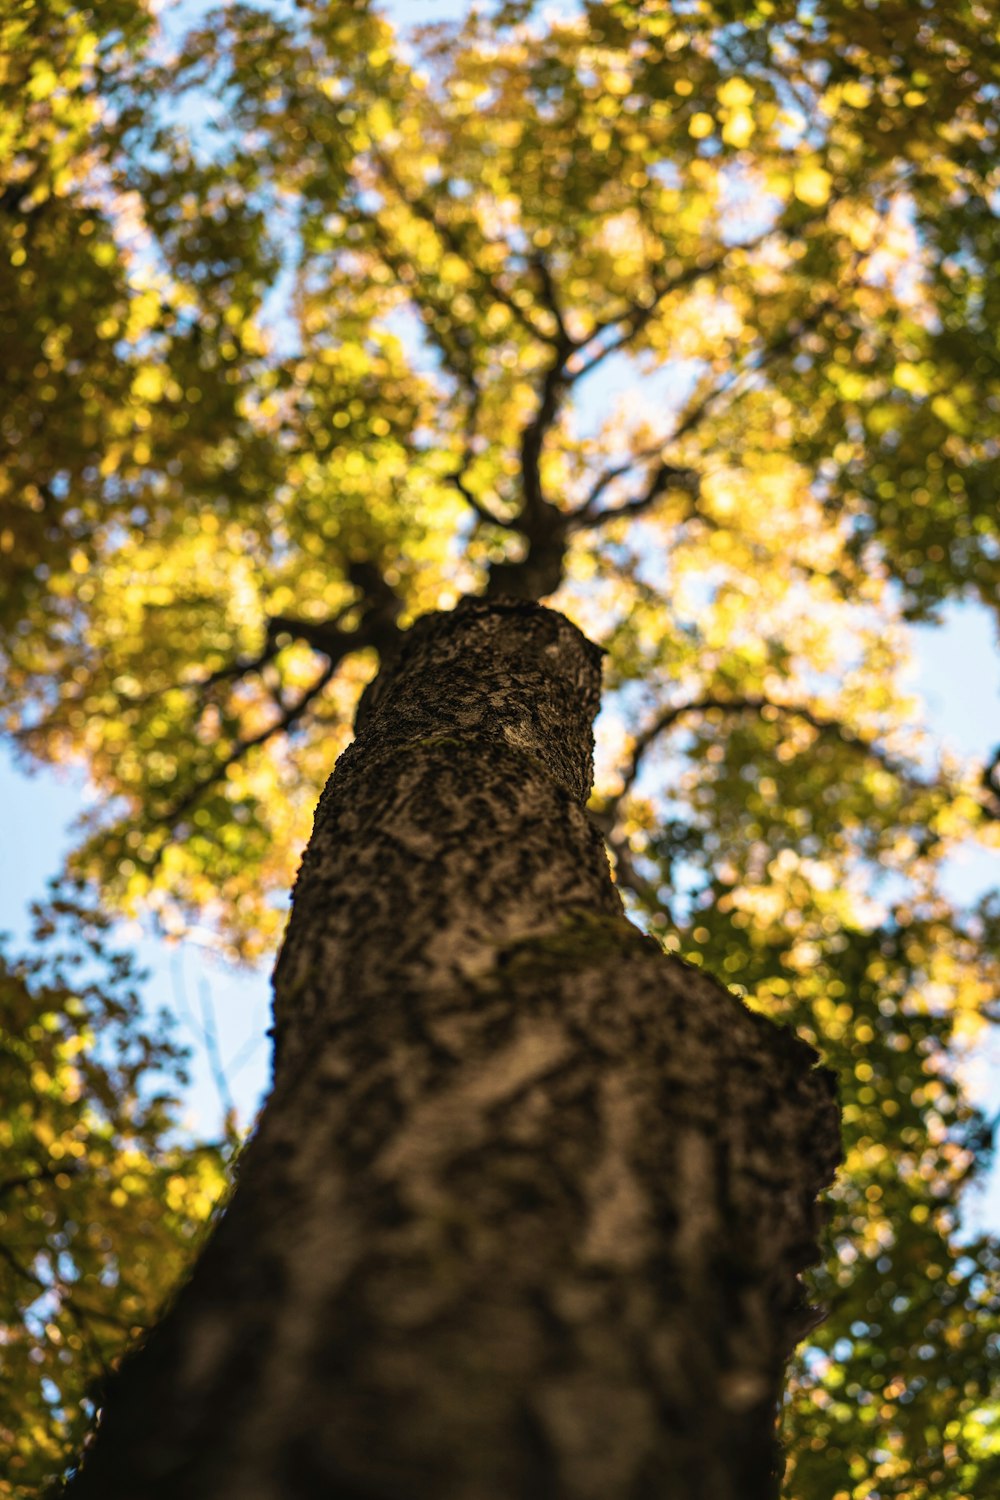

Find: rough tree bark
[64,597,840,1500]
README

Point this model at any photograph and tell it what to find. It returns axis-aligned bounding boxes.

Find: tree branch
[518,347,570,523]
[611,695,926,812]
[981,743,1000,821]
[361,208,482,389]
[530,250,570,347]
[189,640,282,697]
[447,466,515,528]
[568,289,842,533]
[0,1165,78,1201]
[574,440,669,519]
[154,659,338,835]
[566,198,842,384]
[269,559,404,659]
[443,379,520,530]
[568,226,789,382]
[0,1241,130,1376]
[149,563,404,839]
[481,338,578,598]
[570,459,702,532]
[372,153,557,346]
[598,823,676,922]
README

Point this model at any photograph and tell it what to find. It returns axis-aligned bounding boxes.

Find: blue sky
[2,0,998,1227]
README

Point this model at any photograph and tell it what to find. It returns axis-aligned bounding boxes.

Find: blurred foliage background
[1,0,998,1494]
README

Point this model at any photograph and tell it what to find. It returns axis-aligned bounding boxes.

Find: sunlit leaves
[0,896,228,1496]
[6,0,998,936]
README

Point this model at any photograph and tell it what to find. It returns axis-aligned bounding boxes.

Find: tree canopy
[1,1,999,1495]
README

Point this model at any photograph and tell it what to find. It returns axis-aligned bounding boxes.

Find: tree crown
[2,2,999,1494]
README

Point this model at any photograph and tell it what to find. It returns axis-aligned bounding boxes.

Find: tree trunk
[65,598,840,1500]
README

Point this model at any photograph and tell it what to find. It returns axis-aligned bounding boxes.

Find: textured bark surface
[65,598,840,1500]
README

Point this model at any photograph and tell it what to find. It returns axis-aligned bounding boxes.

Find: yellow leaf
[931,394,969,433]
[440,252,470,283]
[368,100,393,141]
[722,108,755,148]
[689,113,714,140]
[793,165,833,206]
[28,62,58,100]
[717,78,755,109]
[842,80,872,109]
[893,362,930,396]
[132,366,165,403]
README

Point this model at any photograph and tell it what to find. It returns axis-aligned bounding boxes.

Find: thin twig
[576,439,670,518]
[373,151,556,345]
[0,1242,127,1377]
[154,661,337,834]
[568,190,846,384]
[604,829,676,921]
[568,224,793,382]
[569,291,841,531]
[198,977,236,1122]
[610,695,926,817]
[570,460,701,532]
[443,379,518,529]
[0,1165,78,1200]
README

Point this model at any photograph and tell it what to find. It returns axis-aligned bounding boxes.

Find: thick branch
[271,559,404,660]
[483,341,577,598]
[530,250,570,346]
[265,614,363,660]
[519,347,570,523]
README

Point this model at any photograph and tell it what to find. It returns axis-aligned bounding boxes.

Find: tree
[2,0,999,1494]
